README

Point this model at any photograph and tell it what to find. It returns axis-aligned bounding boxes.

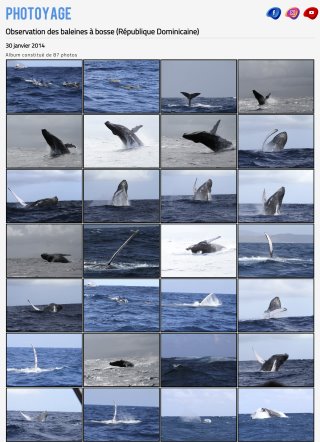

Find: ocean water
[239,316,313,332]
[161,292,236,332]
[7,67,82,113]
[7,201,82,223]
[161,416,236,441]
[238,243,313,278]
[239,96,313,114]
[161,97,236,113]
[7,410,82,441]
[84,285,159,332]
[161,195,236,223]
[84,200,159,223]
[7,303,82,332]
[7,347,82,387]
[7,145,83,168]
[84,60,159,113]
[239,359,314,387]
[239,204,313,223]
[162,357,237,387]
[84,356,159,387]
[84,404,159,441]
[238,413,313,441]
[84,225,160,278]
[238,149,314,169]
[7,258,83,278]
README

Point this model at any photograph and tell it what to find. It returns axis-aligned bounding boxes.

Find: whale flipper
[253,90,270,105]
[20,411,33,421]
[186,236,223,254]
[106,230,139,267]
[112,401,117,423]
[253,348,265,365]
[210,120,221,135]
[199,293,221,307]
[8,188,28,207]
[31,344,38,370]
[28,299,41,311]
[180,91,201,107]
[262,129,288,152]
[131,125,143,133]
[264,233,273,258]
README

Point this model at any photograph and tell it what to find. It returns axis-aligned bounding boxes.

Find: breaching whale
[264,233,273,258]
[262,129,288,152]
[264,297,287,318]
[20,411,48,422]
[8,188,58,209]
[251,408,288,419]
[28,299,63,313]
[186,236,224,254]
[41,129,76,156]
[193,178,212,201]
[105,121,143,148]
[106,230,139,267]
[180,91,201,107]
[41,253,71,263]
[183,119,232,152]
[263,187,285,215]
[252,90,271,105]
[253,348,289,372]
[112,180,129,206]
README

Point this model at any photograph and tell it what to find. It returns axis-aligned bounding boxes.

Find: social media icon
[286,7,300,19]
[303,7,318,19]
[266,7,282,20]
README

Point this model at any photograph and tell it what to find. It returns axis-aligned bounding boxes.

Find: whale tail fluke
[8,187,28,207]
[131,125,143,133]
[180,91,201,107]
[253,90,270,106]
[210,120,221,135]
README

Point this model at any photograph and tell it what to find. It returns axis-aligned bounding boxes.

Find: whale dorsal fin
[131,125,143,133]
[210,120,221,135]
[8,187,28,207]
[253,347,265,365]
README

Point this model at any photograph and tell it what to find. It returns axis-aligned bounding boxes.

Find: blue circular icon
[267,7,282,20]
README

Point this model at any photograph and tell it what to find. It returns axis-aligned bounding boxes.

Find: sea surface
[84,225,160,278]
[239,204,313,223]
[161,195,236,223]
[239,359,314,387]
[7,347,82,387]
[84,60,159,113]
[84,200,159,223]
[238,413,313,441]
[238,243,313,278]
[84,404,159,441]
[161,97,236,113]
[84,285,159,331]
[7,410,82,441]
[84,357,159,387]
[7,258,83,278]
[239,96,313,114]
[161,292,236,332]
[7,201,82,223]
[162,357,237,387]
[161,416,236,441]
[239,316,313,332]
[7,303,82,332]
[7,67,82,113]
[238,149,313,169]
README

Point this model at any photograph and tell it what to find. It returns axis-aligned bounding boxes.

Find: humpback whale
[62,81,80,88]
[264,297,287,317]
[105,121,143,148]
[262,129,288,152]
[202,419,212,424]
[186,236,224,254]
[106,230,139,267]
[252,90,271,105]
[20,411,48,422]
[8,188,58,209]
[28,299,63,313]
[41,129,76,156]
[183,119,232,152]
[264,233,273,258]
[251,408,288,419]
[110,360,134,367]
[112,180,129,206]
[263,187,285,215]
[253,348,289,372]
[180,92,201,107]
[193,179,212,201]
[41,253,71,263]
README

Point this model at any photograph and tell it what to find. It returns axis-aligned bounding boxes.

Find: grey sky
[161,334,236,358]
[84,279,159,287]
[84,170,159,200]
[239,115,313,150]
[161,279,236,294]
[239,333,313,361]
[239,224,313,242]
[7,279,82,306]
[7,170,82,202]
[7,333,82,348]
[7,225,83,258]
[161,61,236,97]
[8,60,81,68]
[85,388,159,407]
[161,388,236,416]
[239,279,313,319]
[162,170,235,195]
[239,60,314,98]
[239,170,313,204]
[84,334,159,359]
[7,388,82,412]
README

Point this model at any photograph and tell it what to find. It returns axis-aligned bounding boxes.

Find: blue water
[84,404,159,441]
[238,243,313,277]
[7,201,82,223]
[239,359,313,387]
[161,292,236,331]
[7,66,82,113]
[7,347,82,386]
[84,285,159,331]
[239,413,313,441]
[84,225,160,277]
[239,204,313,223]
[161,195,236,223]
[84,200,159,223]
[239,316,313,332]
[162,357,237,387]
[162,416,236,441]
[7,303,82,332]
[238,149,313,168]
[84,60,159,113]
[7,410,82,441]
[161,97,236,113]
